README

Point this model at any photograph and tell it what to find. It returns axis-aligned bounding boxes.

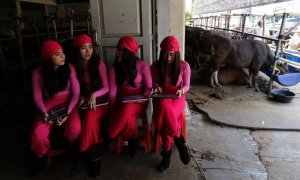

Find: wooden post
[44,16,50,40]
[52,18,58,41]
[0,43,10,90]
[14,13,25,71]
[70,19,73,38]
[86,17,90,36]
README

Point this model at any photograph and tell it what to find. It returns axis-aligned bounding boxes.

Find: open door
[90,0,153,123]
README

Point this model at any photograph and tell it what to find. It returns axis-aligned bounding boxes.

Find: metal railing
[186,13,300,92]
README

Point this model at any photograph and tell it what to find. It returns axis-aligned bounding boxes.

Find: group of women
[29,34,191,179]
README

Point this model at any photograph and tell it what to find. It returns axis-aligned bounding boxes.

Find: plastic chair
[151,111,186,153]
[46,127,68,165]
[115,113,151,153]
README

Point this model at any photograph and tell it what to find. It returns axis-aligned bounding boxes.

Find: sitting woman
[92,36,152,161]
[30,40,80,178]
[67,34,109,179]
[151,36,191,172]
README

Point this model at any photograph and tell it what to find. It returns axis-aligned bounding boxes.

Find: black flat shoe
[128,138,138,157]
[174,135,191,165]
[30,153,48,179]
[158,149,172,172]
[69,151,86,179]
[91,159,102,178]
[92,136,114,161]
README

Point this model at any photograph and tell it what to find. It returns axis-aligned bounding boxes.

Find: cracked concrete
[252,131,300,180]
[186,106,268,180]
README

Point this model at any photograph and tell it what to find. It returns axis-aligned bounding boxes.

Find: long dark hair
[72,47,101,96]
[42,59,71,99]
[158,51,181,86]
[114,47,138,87]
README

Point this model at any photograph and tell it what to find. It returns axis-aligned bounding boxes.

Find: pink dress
[30,64,80,158]
[107,60,152,139]
[68,60,110,153]
[151,60,191,151]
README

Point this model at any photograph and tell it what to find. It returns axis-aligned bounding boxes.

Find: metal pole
[268,13,288,92]
[227,16,231,32]
[225,16,227,31]
[86,18,90,36]
[34,20,40,47]
[0,42,10,90]
[74,20,77,36]
[263,15,266,37]
[206,18,208,30]
[44,18,50,40]
[70,18,73,38]
[14,14,25,71]
[242,15,246,37]
[214,16,216,30]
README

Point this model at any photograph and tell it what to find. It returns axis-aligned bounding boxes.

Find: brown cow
[197,66,249,86]
[190,31,232,69]
[192,33,275,91]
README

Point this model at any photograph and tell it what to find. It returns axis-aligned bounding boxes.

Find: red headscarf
[73,34,93,47]
[41,40,62,61]
[118,36,138,55]
[160,36,180,52]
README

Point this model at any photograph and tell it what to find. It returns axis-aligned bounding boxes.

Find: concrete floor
[0,90,198,180]
[185,69,300,180]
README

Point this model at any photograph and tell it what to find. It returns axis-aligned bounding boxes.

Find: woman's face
[116,44,123,62]
[51,49,65,68]
[163,51,175,64]
[80,43,93,61]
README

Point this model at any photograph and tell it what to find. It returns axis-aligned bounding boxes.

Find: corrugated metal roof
[192,0,291,15]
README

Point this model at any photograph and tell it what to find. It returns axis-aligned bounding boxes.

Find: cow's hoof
[217,85,222,88]
[211,85,217,88]
[249,85,254,88]
[255,88,261,92]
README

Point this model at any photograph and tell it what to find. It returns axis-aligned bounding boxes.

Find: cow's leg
[253,68,261,92]
[193,52,199,69]
[249,69,254,88]
[210,71,217,88]
[214,70,222,87]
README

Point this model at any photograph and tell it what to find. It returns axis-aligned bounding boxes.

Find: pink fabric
[30,94,81,158]
[152,86,185,151]
[41,40,62,61]
[151,60,191,93]
[108,88,148,139]
[68,97,109,153]
[108,60,152,115]
[160,36,180,52]
[118,36,138,55]
[73,34,93,47]
[82,60,109,99]
[32,64,80,112]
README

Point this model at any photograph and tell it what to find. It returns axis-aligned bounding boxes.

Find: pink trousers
[68,94,109,153]
[153,86,185,151]
[30,94,81,158]
[108,88,148,139]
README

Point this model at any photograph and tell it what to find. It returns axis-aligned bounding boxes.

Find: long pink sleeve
[94,60,109,97]
[181,61,191,93]
[108,65,117,115]
[141,64,152,97]
[32,66,46,112]
[68,64,80,111]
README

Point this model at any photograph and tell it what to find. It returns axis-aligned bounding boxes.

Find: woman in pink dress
[151,36,191,172]
[30,40,80,178]
[67,34,109,179]
[92,36,152,161]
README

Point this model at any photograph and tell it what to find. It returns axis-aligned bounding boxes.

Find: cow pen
[0,13,92,90]
[187,13,300,94]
